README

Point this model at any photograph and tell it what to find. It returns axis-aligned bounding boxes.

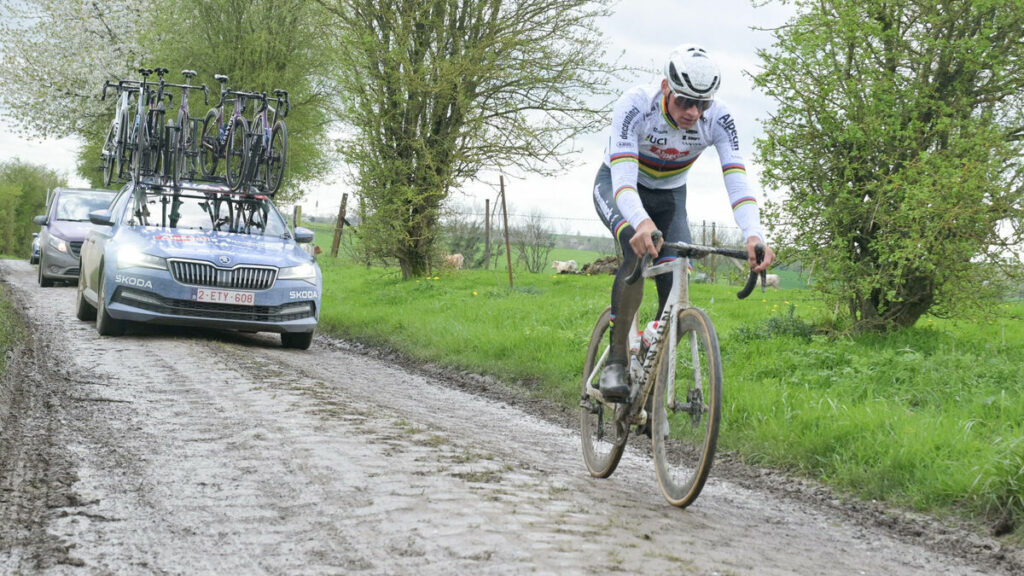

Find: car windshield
[55,191,116,221]
[131,188,290,237]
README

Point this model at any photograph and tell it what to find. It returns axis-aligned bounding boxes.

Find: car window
[134,189,289,237]
[55,191,116,221]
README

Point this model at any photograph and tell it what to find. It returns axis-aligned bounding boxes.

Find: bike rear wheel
[225,115,248,190]
[172,109,191,187]
[101,121,117,186]
[199,109,220,178]
[265,120,287,194]
[580,306,628,478]
[652,306,722,508]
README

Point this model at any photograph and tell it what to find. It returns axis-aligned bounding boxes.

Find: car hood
[49,220,101,242]
[125,228,315,268]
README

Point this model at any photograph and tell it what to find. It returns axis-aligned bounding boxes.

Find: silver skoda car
[76,178,321,349]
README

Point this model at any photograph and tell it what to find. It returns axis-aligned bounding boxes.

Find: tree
[754,0,1024,330]
[0,0,334,199]
[510,210,555,274]
[0,160,66,258]
[317,0,621,279]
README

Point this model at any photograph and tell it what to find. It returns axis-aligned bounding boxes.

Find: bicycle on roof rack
[165,69,209,188]
[129,67,173,184]
[226,89,289,194]
[580,230,766,508]
[198,75,259,182]
[100,78,141,186]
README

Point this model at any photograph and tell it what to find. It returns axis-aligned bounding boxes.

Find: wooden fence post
[330,193,349,258]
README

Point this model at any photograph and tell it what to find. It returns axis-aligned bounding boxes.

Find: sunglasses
[670,91,712,112]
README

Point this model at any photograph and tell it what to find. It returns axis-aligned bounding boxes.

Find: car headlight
[278,262,318,285]
[117,246,167,270]
[47,235,68,253]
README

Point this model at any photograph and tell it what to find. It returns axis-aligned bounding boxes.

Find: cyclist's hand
[747,236,775,273]
[630,219,662,259]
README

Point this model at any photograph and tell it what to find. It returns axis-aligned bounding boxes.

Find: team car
[76,177,321,349]
[34,187,118,286]
[30,232,40,264]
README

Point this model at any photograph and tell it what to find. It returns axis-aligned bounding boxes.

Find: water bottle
[640,321,660,357]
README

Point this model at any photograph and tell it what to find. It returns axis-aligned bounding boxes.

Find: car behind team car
[76,178,321,349]
[34,187,118,286]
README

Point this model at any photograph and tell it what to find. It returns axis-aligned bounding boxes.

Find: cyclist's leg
[592,165,644,399]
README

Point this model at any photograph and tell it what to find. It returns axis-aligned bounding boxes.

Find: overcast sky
[0,0,797,236]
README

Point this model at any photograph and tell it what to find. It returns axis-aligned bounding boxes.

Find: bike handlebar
[101,79,141,100]
[625,231,766,299]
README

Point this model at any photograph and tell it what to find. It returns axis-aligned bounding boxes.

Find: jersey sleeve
[710,106,765,242]
[605,88,649,228]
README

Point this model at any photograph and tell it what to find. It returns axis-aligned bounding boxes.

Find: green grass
[0,285,25,374]
[317,250,1024,539]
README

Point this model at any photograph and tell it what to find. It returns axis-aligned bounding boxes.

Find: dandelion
[433,276,440,280]
[472,291,478,296]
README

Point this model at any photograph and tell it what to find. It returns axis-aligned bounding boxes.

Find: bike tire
[651,306,722,508]
[132,123,147,183]
[115,109,130,181]
[580,306,628,478]
[101,121,117,186]
[225,115,249,190]
[172,108,186,187]
[265,121,287,194]
[199,109,220,178]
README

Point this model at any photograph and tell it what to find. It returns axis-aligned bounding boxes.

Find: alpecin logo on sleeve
[716,114,740,151]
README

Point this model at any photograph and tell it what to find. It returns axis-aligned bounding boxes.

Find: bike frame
[584,255,689,428]
[585,241,759,425]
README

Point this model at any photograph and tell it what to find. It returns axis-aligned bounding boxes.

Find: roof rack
[135,175,269,199]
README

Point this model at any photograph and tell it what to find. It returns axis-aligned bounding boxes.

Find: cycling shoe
[597,363,630,402]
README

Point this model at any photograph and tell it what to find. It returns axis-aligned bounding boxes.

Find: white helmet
[664,44,721,100]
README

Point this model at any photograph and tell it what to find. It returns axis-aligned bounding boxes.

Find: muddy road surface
[1,259,1020,575]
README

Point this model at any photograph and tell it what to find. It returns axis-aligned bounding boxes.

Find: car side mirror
[88,209,115,226]
[33,215,46,225]
[294,226,314,244]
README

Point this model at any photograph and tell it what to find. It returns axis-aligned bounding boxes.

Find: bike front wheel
[225,115,249,190]
[265,120,287,194]
[199,109,220,178]
[101,121,117,186]
[580,306,628,478]
[651,306,722,508]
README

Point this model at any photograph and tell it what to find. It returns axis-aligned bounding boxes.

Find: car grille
[113,288,316,322]
[69,242,83,258]
[168,259,277,290]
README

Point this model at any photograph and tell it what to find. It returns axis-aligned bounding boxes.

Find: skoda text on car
[76,177,321,349]
[34,187,118,287]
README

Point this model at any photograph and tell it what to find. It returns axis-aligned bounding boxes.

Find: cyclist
[593,43,776,401]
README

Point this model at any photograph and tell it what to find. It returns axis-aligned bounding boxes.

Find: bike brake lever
[736,243,765,300]
[625,230,663,285]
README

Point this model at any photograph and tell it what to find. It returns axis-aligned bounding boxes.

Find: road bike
[225,89,289,194]
[100,79,141,186]
[580,231,765,508]
[198,75,257,181]
[130,67,173,183]
[167,70,209,188]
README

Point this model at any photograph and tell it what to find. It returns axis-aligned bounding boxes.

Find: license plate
[195,288,255,306]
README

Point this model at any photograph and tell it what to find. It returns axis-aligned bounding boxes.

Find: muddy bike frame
[581,231,764,508]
